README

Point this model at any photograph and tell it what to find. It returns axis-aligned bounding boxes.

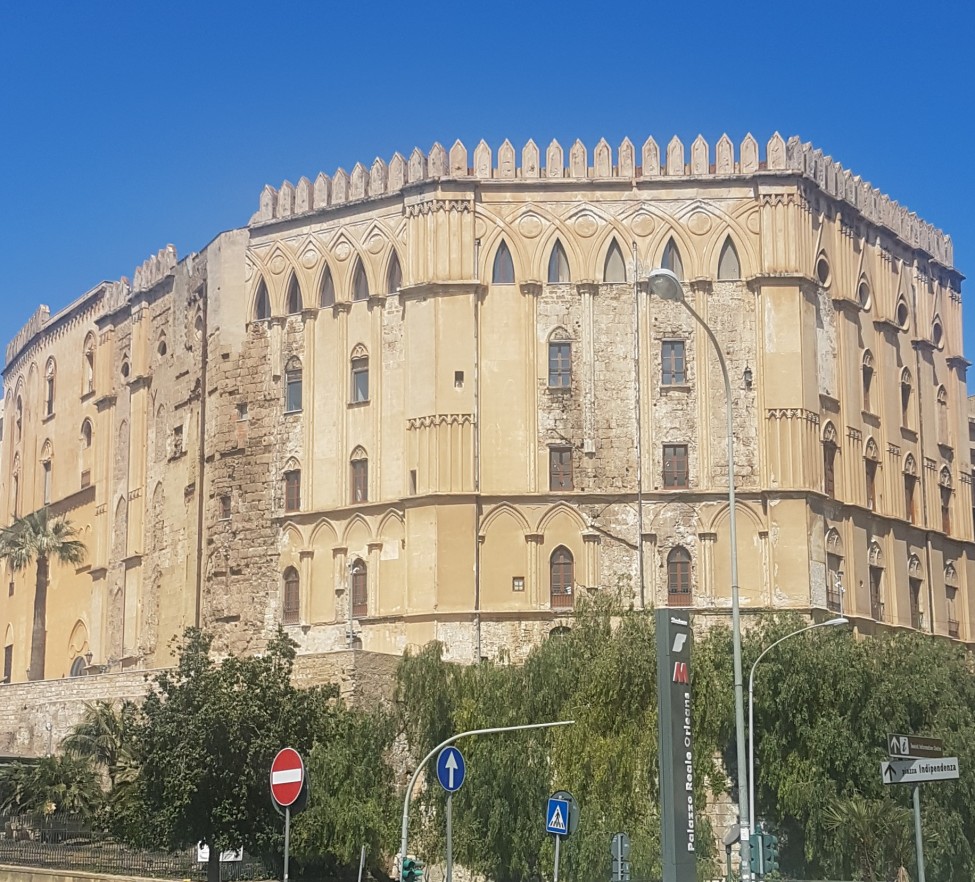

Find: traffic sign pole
[553,832,561,882]
[283,805,290,882]
[445,794,453,882]
[913,786,926,882]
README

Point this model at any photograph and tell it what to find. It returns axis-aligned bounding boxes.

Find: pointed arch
[44,357,56,417]
[319,264,336,307]
[285,356,302,413]
[547,239,571,284]
[480,502,532,536]
[717,236,741,280]
[667,546,692,606]
[351,446,369,503]
[80,419,93,448]
[932,314,944,349]
[351,557,368,618]
[550,546,574,609]
[492,240,515,284]
[82,332,96,395]
[253,277,271,321]
[603,239,627,283]
[352,258,370,302]
[385,252,402,294]
[282,567,300,624]
[661,238,684,280]
[285,274,303,315]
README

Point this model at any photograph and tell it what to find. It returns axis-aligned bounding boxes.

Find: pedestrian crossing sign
[546,797,570,835]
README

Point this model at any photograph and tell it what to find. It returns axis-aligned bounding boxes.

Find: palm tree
[824,793,913,881]
[62,700,140,788]
[0,509,86,681]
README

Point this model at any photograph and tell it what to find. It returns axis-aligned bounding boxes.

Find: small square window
[219,495,232,520]
[512,576,525,592]
[237,402,249,421]
[454,371,464,388]
[80,470,91,489]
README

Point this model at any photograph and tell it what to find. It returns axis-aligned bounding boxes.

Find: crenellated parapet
[5,306,50,368]
[251,132,954,269]
[132,244,178,293]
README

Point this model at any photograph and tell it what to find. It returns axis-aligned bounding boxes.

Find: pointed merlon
[351,162,369,200]
[546,139,563,179]
[522,139,540,179]
[498,139,516,179]
[715,134,734,175]
[593,138,611,178]
[332,168,349,204]
[740,134,758,174]
[295,177,313,214]
[277,181,295,218]
[473,139,492,179]
[388,152,407,191]
[641,137,659,176]
[569,139,587,178]
[409,147,427,183]
[666,136,684,176]
[429,142,447,177]
[449,140,468,177]
[370,157,387,196]
[690,135,709,175]
[313,172,331,210]
[618,137,635,178]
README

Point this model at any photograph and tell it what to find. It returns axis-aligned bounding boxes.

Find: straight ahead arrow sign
[445,751,458,789]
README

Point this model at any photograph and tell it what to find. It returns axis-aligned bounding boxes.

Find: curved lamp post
[647,267,751,872]
[748,616,849,834]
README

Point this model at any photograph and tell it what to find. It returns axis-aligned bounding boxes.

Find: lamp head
[826,617,849,627]
[647,267,685,302]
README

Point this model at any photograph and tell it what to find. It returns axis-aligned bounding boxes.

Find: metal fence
[0,811,271,880]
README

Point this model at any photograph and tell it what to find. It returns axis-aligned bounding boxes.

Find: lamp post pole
[747,617,848,834]
[648,268,750,876]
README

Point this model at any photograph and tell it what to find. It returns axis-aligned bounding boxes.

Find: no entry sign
[270,747,305,808]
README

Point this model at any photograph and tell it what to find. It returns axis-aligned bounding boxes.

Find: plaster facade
[1,132,971,699]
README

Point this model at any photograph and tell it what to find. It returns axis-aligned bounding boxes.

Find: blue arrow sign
[546,797,570,835]
[436,746,466,793]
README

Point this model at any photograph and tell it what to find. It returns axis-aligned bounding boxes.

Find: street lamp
[647,267,752,872]
[748,616,849,834]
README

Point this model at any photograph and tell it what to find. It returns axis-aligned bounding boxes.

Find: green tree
[823,794,912,881]
[294,705,398,880]
[0,509,86,681]
[118,627,334,882]
[740,614,975,881]
[396,596,728,882]
[62,699,140,788]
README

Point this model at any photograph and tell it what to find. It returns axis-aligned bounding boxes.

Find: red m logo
[673,662,689,684]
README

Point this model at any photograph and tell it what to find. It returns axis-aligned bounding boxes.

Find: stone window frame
[864,438,880,511]
[282,567,300,625]
[82,333,96,396]
[284,461,301,513]
[900,368,913,429]
[40,439,53,506]
[550,546,574,609]
[861,350,875,414]
[667,546,692,606]
[903,454,918,524]
[350,345,370,404]
[869,540,885,622]
[662,443,689,488]
[823,422,839,499]
[908,554,923,630]
[284,356,303,414]
[351,447,369,504]
[547,329,572,389]
[825,528,844,613]
[351,558,368,618]
[661,339,687,386]
[44,357,56,418]
[548,446,573,491]
[937,385,950,447]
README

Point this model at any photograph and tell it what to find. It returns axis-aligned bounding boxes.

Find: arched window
[869,541,885,621]
[320,266,336,308]
[15,396,22,442]
[932,317,944,349]
[254,279,271,321]
[284,464,301,513]
[904,455,918,524]
[862,350,874,413]
[285,357,302,413]
[44,358,56,417]
[603,240,627,283]
[40,440,53,505]
[285,275,302,315]
[857,276,871,310]
[900,369,913,428]
[937,386,949,446]
[662,238,684,280]
[351,559,368,618]
[667,546,692,606]
[83,334,96,395]
[865,439,880,511]
[823,424,838,499]
[717,237,741,280]
[351,448,369,503]
[282,567,300,625]
[351,347,369,404]
[492,241,515,284]
[946,563,960,638]
[896,298,910,330]
[815,251,831,286]
[550,546,574,609]
[157,333,168,358]
[81,420,92,448]
[386,253,402,294]
[908,555,923,630]
[11,455,20,518]
[547,240,570,284]
[352,260,370,302]
[825,529,844,612]
[940,467,953,535]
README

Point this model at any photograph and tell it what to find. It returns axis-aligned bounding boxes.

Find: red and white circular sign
[270,747,305,807]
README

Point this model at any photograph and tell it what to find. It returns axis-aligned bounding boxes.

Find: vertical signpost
[545,790,578,882]
[435,746,466,882]
[611,832,631,882]
[882,733,957,882]
[270,748,306,882]
[655,609,697,882]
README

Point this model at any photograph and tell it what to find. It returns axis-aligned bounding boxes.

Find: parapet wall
[0,651,400,759]
[251,132,954,270]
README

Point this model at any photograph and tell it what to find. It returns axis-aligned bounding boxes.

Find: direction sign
[888,733,944,759]
[546,797,570,835]
[270,747,305,807]
[881,756,960,785]
[436,746,466,793]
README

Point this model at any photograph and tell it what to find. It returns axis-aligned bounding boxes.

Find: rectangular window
[662,340,686,385]
[352,459,369,503]
[409,469,417,495]
[285,370,302,413]
[549,447,573,491]
[905,475,916,524]
[2,645,11,684]
[172,425,184,457]
[351,357,369,403]
[237,402,249,421]
[512,576,525,592]
[42,462,52,505]
[80,470,91,490]
[909,577,923,630]
[284,471,301,512]
[826,554,843,612]
[7,581,13,598]
[548,342,571,388]
[824,444,837,499]
[947,586,959,638]
[454,371,464,389]
[663,444,689,488]
[219,495,231,520]
[941,487,952,535]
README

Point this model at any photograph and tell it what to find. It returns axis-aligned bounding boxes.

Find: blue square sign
[546,797,570,835]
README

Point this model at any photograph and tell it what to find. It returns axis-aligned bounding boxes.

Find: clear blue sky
[1,1,973,382]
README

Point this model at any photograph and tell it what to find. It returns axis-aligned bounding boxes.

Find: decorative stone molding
[407,413,475,430]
